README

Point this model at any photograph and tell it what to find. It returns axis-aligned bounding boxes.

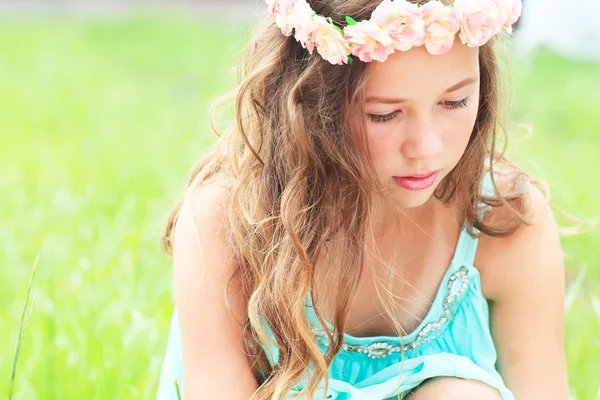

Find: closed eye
[367,97,471,124]
[367,111,399,124]
[442,97,470,110]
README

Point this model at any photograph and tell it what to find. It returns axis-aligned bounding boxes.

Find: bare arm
[172,182,258,399]
[479,183,569,399]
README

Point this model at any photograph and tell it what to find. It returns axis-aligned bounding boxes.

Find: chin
[391,187,436,210]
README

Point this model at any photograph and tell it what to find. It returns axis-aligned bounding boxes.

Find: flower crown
[266,0,522,65]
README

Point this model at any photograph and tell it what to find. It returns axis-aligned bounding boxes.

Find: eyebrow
[365,77,478,104]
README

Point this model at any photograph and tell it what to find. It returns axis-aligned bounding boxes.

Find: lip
[400,171,437,179]
[393,170,439,191]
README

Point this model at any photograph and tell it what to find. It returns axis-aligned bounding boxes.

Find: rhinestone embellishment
[312,266,470,359]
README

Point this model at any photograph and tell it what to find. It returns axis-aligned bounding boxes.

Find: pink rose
[310,16,352,65]
[265,0,276,13]
[505,0,522,30]
[491,0,508,32]
[344,20,395,62]
[287,0,316,50]
[371,0,426,51]
[273,0,296,36]
[492,0,522,33]
[455,0,500,47]
[421,1,461,55]
[271,0,316,52]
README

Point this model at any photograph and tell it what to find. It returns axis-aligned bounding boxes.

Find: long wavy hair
[161,0,555,398]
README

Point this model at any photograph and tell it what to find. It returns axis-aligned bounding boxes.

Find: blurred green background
[1,7,599,400]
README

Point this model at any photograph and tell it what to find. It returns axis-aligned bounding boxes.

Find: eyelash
[367,97,471,124]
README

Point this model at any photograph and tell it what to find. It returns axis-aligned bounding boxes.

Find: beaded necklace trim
[311,266,470,359]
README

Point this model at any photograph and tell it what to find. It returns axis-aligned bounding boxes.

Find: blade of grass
[8,254,40,400]
[565,263,587,313]
[174,378,182,400]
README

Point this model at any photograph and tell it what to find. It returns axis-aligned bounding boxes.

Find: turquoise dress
[156,172,514,399]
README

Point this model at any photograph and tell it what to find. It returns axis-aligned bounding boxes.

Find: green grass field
[1,13,599,400]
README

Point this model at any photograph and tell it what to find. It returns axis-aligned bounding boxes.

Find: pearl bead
[311,267,470,358]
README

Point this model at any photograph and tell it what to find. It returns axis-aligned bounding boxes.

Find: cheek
[363,125,399,172]
[350,118,391,163]
[366,142,388,176]
[445,102,479,155]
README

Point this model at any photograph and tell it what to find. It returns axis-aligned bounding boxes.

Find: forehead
[364,41,480,98]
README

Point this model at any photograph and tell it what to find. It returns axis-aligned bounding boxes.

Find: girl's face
[353,39,481,211]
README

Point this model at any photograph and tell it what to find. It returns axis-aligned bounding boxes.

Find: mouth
[398,171,438,179]
[392,170,440,191]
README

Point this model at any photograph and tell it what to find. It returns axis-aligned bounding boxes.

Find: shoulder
[177,174,236,229]
[171,173,242,311]
[172,174,237,248]
[475,176,564,302]
[170,174,260,396]
[474,175,569,397]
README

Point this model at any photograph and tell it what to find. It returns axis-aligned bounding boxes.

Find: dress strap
[451,170,495,269]
[478,169,495,219]
[451,224,477,268]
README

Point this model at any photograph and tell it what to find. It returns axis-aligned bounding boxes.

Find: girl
[157,0,568,399]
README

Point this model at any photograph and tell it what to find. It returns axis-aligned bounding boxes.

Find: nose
[400,114,444,160]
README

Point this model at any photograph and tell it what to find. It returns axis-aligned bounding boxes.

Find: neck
[368,193,442,238]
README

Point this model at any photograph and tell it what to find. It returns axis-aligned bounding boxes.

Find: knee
[406,377,503,400]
